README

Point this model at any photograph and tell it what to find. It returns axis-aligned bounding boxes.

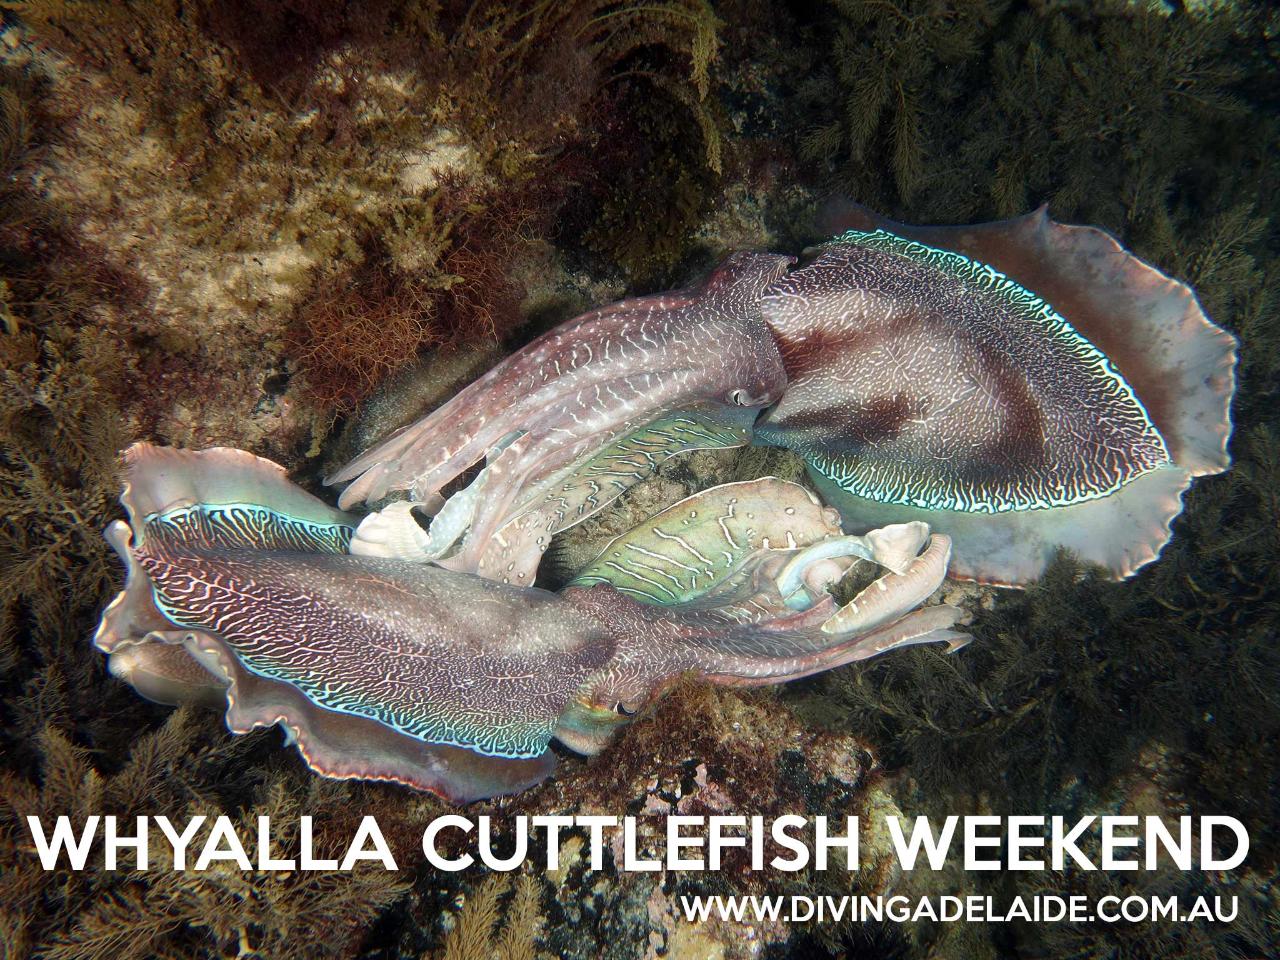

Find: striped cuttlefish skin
[95,206,1236,800]
[333,209,1234,588]
[94,447,965,802]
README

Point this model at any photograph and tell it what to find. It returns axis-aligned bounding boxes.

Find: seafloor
[0,1,1277,958]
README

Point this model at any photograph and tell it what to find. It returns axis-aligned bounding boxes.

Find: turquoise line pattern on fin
[759,229,1171,515]
[145,502,354,554]
[818,230,1169,512]
[142,548,588,760]
[841,228,1165,453]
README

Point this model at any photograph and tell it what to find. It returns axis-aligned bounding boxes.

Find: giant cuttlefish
[96,445,965,802]
[331,208,1236,586]
[95,210,1236,801]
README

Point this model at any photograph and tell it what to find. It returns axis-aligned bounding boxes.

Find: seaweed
[0,61,154,775]
[0,713,414,960]
[436,873,547,960]
[286,175,560,409]
[579,91,720,288]
[0,326,135,762]
[2,0,727,426]
[963,1,1259,242]
[796,0,1271,238]
[285,239,449,411]
[1,2,1278,958]
[199,0,395,106]
[799,0,1007,204]
[1019,835,1280,960]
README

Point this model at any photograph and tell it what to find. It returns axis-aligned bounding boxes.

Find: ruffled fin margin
[810,201,1238,583]
[94,444,558,802]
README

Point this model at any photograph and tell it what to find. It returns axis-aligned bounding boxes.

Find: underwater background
[0,0,1276,957]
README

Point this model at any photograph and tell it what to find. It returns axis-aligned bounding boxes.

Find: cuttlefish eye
[614,701,638,717]
[728,389,751,406]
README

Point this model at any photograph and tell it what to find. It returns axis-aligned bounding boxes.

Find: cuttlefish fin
[97,441,360,709]
[96,526,230,709]
[804,201,1236,584]
[183,627,556,802]
[96,444,584,802]
[117,442,356,549]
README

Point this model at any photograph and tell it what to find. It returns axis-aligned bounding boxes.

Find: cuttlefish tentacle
[694,604,970,687]
[821,533,952,635]
[773,536,875,607]
[772,520,932,608]
[555,575,966,756]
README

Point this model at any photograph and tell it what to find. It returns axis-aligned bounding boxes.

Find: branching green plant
[799,0,1007,204]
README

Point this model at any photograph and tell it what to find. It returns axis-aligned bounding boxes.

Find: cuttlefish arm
[771,520,932,609]
[459,406,757,584]
[675,530,966,685]
[558,564,966,754]
[556,480,967,752]
[351,406,757,586]
[565,476,957,643]
[329,252,793,573]
[696,605,969,687]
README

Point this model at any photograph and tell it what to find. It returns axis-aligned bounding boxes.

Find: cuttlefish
[96,444,966,802]
[94,208,1237,801]
[331,208,1236,586]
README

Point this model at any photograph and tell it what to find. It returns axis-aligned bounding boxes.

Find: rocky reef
[2,1,1278,958]
[413,684,906,960]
